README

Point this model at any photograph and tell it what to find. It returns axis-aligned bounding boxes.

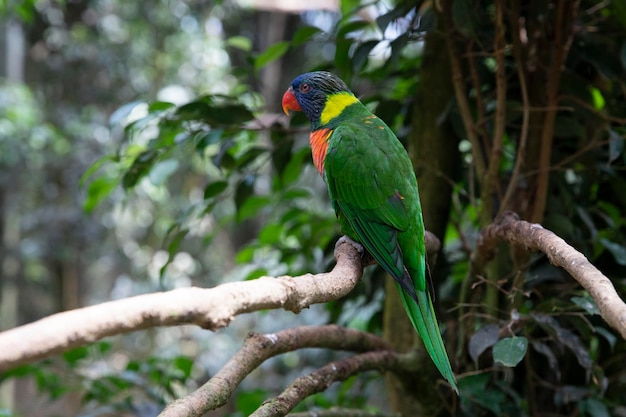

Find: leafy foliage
[2,0,626,416]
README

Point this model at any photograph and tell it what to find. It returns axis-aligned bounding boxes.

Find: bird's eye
[299,83,311,93]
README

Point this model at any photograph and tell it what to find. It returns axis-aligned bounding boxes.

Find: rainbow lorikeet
[282,71,457,392]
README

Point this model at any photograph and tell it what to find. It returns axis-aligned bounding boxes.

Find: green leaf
[594,326,617,351]
[173,356,194,379]
[282,147,309,185]
[588,87,605,110]
[352,40,379,71]
[492,337,528,367]
[109,100,144,126]
[176,101,212,121]
[580,398,611,417]
[177,101,254,126]
[62,346,89,367]
[79,155,118,187]
[337,20,371,38]
[387,32,410,69]
[207,104,254,125]
[271,137,294,176]
[149,159,179,185]
[235,176,255,212]
[84,176,119,213]
[148,101,176,112]
[238,196,271,221]
[335,37,353,77]
[245,267,268,280]
[415,6,437,34]
[292,26,322,47]
[195,129,224,151]
[283,188,311,200]
[236,389,269,416]
[571,296,600,315]
[159,229,189,281]
[458,374,505,414]
[599,237,626,265]
[236,146,268,169]
[376,3,414,32]
[236,246,255,263]
[123,149,160,189]
[204,180,228,199]
[215,150,236,171]
[226,35,252,51]
[259,223,283,244]
[255,41,289,71]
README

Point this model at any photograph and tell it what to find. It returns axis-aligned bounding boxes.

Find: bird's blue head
[282,71,354,128]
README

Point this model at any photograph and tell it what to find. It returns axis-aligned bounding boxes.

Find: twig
[500,0,531,213]
[557,94,626,125]
[159,326,391,417]
[476,211,626,339]
[251,350,417,417]
[486,0,507,208]
[441,0,487,181]
[481,0,508,313]
[530,0,579,223]
[466,41,489,152]
[288,409,401,417]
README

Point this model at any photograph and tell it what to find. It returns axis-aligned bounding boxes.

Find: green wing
[323,118,458,393]
[324,121,423,292]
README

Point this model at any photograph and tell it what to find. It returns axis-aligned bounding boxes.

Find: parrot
[282,71,457,392]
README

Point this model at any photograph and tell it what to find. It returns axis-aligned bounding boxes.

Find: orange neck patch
[310,128,332,176]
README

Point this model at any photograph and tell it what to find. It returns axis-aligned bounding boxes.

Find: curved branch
[476,211,626,339]
[288,410,401,417]
[0,241,363,372]
[251,350,415,417]
[0,234,442,372]
[159,326,391,417]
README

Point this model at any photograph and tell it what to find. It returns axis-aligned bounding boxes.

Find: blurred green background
[0,0,625,416]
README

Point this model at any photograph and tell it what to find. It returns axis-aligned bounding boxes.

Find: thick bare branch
[0,241,363,371]
[476,211,626,339]
[0,235,441,372]
[159,326,391,417]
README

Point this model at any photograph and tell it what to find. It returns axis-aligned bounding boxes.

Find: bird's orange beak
[281,87,301,115]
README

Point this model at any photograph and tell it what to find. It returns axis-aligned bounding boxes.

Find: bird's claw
[335,235,365,256]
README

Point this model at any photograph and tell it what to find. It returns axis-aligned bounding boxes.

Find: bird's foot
[335,236,375,266]
[335,235,364,255]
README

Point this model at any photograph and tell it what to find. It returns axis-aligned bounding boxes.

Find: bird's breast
[309,128,333,176]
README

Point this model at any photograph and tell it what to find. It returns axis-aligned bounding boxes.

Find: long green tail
[396,282,459,393]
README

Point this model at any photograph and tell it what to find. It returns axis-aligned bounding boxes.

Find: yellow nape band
[320,92,359,125]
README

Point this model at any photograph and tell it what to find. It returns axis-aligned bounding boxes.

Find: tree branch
[530,0,579,224]
[500,0,531,213]
[288,409,401,417]
[441,0,487,182]
[159,326,391,417]
[0,234,441,372]
[476,211,626,339]
[0,241,363,371]
[251,350,416,417]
